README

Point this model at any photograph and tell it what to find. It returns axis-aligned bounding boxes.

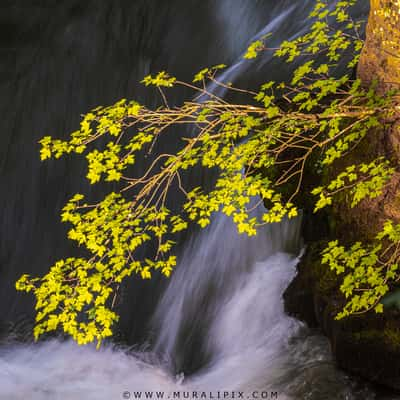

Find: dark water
[2,1,397,399]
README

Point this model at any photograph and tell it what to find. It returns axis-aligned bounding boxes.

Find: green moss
[303,241,342,296]
[383,327,400,349]
[349,325,400,351]
[352,329,382,342]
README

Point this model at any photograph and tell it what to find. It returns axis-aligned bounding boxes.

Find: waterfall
[0,208,303,400]
[152,206,302,374]
[0,210,378,399]
[0,2,381,399]
[0,0,368,340]
[201,4,298,99]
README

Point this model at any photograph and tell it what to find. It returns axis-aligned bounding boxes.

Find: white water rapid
[0,209,384,400]
[0,207,303,400]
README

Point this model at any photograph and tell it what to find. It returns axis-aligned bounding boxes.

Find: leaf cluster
[16,0,400,344]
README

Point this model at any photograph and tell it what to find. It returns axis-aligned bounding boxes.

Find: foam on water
[0,209,301,400]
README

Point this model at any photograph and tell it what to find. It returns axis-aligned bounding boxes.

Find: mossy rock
[284,241,400,390]
[331,312,400,389]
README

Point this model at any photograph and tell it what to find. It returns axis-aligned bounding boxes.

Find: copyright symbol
[123,391,131,399]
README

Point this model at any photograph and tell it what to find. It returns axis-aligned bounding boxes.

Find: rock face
[285,0,400,391]
[285,243,400,390]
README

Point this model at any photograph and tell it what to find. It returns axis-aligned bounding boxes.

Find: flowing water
[0,211,384,400]
[1,1,397,399]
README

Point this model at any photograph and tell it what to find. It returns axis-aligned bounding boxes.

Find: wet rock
[284,243,400,391]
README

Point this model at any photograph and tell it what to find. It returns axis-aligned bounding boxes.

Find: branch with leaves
[16,0,400,346]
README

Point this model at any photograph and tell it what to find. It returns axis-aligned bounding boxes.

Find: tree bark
[358,0,400,93]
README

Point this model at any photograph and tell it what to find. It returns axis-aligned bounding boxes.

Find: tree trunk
[358,0,400,93]
[358,0,400,176]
